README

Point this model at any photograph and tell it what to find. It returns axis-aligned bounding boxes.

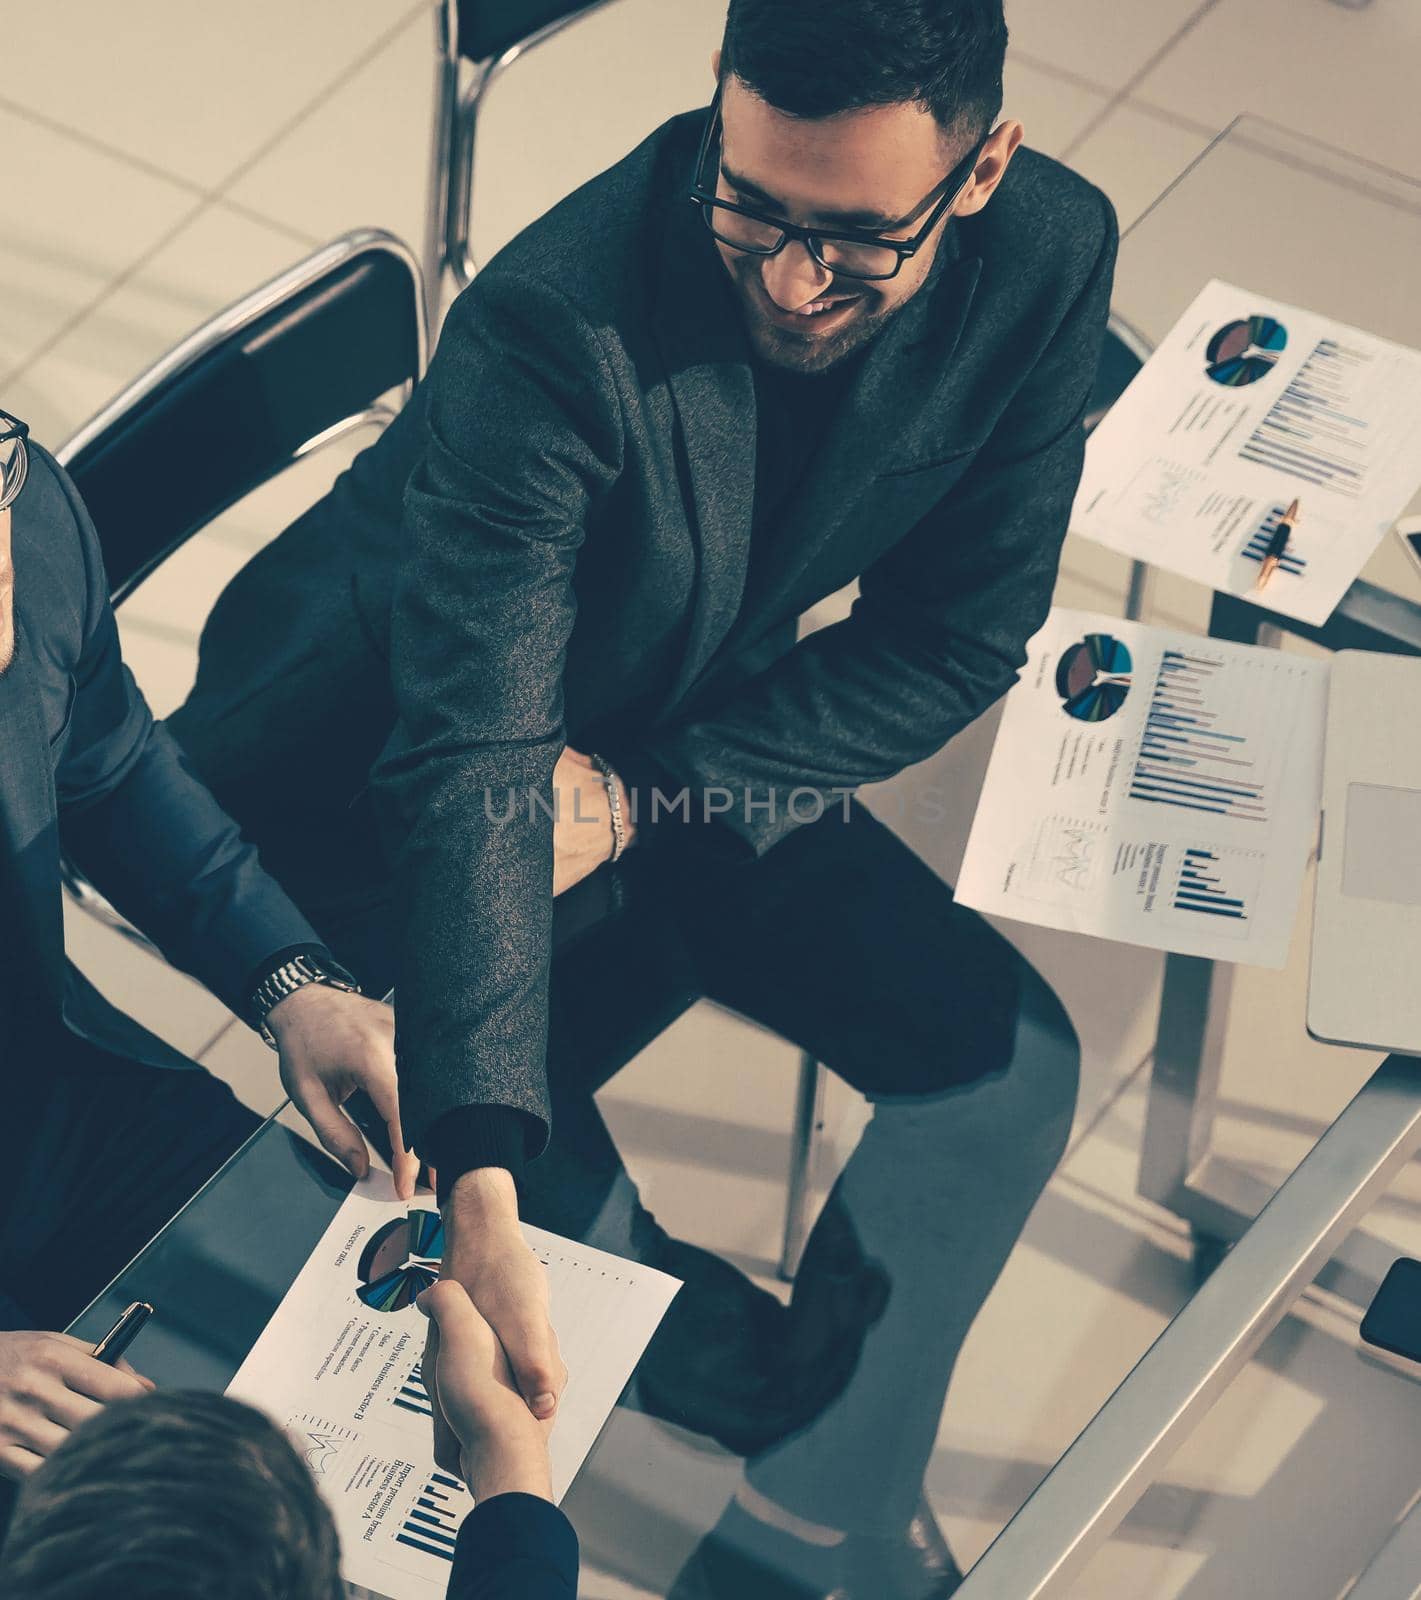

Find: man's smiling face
[712,71,994,373]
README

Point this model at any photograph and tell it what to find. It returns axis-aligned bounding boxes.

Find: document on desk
[955,608,1328,968]
[225,1174,679,1600]
[1072,278,1421,625]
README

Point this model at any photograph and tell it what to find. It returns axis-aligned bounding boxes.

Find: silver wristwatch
[250,953,360,1047]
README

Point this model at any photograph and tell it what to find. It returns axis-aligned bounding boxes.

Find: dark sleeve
[372,270,623,1162]
[50,464,323,1017]
[447,1494,578,1600]
[604,194,1119,862]
[425,1105,531,1201]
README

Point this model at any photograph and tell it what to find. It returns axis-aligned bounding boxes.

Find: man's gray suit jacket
[172,108,1117,1165]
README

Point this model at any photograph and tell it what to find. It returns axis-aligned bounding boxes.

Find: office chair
[424,0,615,329]
[57,227,427,929]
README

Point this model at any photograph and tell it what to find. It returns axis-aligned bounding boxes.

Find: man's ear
[954,121,1024,217]
[710,47,722,81]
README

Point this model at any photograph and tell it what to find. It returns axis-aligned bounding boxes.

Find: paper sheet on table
[1072,279,1421,625]
[954,609,1328,968]
[226,1174,679,1600]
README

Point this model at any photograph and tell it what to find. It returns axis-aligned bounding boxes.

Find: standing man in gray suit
[170,1,1114,1591]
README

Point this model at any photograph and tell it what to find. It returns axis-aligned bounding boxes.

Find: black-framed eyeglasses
[0,408,29,514]
[689,87,994,283]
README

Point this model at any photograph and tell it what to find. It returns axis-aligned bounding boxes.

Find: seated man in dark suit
[168,1,1113,1591]
[0,416,417,1495]
[0,1282,577,1600]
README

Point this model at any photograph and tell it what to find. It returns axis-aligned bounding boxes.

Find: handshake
[417,1279,556,1503]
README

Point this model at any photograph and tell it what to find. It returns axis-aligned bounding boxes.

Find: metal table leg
[780,1051,825,1281]
[955,1052,1421,1599]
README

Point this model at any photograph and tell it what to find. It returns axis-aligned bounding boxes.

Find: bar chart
[1128,649,1273,821]
[1239,502,1308,579]
[1237,336,1373,495]
[393,1358,433,1421]
[1171,846,1262,931]
[396,1469,470,1562]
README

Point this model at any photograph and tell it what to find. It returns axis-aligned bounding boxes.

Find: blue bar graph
[393,1358,433,1420]
[1237,336,1373,495]
[1129,650,1268,821]
[1173,847,1248,922]
[1239,503,1307,578]
[395,1469,470,1562]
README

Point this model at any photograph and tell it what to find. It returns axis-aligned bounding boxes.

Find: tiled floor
[7,2,1421,1595]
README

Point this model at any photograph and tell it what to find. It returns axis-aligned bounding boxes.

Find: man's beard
[727,260,913,374]
[0,504,13,675]
[0,597,14,676]
[0,554,13,678]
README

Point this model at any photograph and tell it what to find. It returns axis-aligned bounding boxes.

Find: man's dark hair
[0,1391,342,1600]
[722,0,1008,141]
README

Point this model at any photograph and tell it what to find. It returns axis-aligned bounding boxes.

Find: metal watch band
[589,752,627,863]
[250,954,360,1047]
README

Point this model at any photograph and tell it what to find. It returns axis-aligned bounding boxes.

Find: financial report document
[226,1174,680,1600]
[955,608,1328,968]
[1072,279,1421,625]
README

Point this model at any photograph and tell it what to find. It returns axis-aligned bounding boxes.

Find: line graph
[1023,816,1109,900]
[287,1414,360,1478]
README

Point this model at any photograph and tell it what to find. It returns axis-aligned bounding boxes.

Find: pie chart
[1204,314,1287,386]
[356,1209,444,1312]
[1056,633,1133,722]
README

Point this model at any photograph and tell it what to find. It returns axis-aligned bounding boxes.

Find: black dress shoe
[632,1201,890,1457]
[667,1495,964,1600]
[630,1233,789,1450]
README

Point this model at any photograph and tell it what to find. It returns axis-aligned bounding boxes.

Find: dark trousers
[0,1041,261,1335]
[322,803,1080,1536]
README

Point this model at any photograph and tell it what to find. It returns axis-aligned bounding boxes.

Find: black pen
[91,1301,154,1366]
[1258,497,1300,590]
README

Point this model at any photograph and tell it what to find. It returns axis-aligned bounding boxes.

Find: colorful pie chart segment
[1204,314,1287,386]
[1056,633,1133,722]
[356,1210,445,1313]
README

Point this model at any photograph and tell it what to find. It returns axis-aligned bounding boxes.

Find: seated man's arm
[609,193,1118,860]
[49,458,320,1010]
[372,269,622,1415]
[45,452,414,1191]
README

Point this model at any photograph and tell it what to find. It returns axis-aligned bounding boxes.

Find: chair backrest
[455,0,604,63]
[1083,313,1153,437]
[57,229,426,606]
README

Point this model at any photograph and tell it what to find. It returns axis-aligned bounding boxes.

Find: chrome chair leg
[423,0,460,335]
[780,1051,826,1281]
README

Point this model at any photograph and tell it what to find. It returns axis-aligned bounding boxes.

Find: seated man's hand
[418,1280,554,1502]
[269,988,419,1199]
[431,1169,567,1477]
[0,1331,152,1482]
[553,746,634,897]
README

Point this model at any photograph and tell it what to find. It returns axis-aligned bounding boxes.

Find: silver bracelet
[589,752,627,863]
